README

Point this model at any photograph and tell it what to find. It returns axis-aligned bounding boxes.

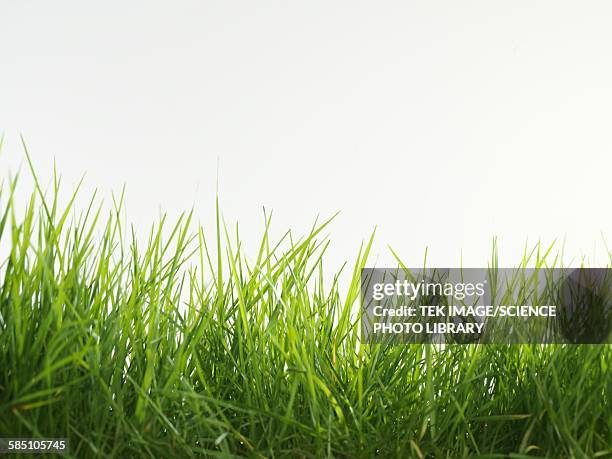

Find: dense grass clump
[0,161,610,458]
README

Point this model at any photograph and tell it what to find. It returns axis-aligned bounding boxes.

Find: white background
[2,1,611,273]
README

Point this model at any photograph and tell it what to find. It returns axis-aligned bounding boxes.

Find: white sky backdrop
[1,1,611,273]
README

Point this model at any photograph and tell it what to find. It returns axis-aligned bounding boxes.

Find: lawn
[0,155,610,458]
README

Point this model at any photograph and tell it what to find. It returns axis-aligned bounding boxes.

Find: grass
[0,153,610,458]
